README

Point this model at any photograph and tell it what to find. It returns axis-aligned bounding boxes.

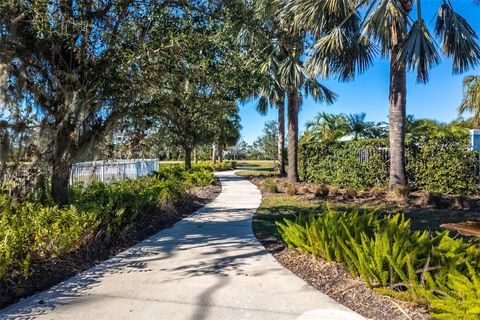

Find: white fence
[70,159,160,185]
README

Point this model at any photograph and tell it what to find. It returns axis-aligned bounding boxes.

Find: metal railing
[70,159,159,185]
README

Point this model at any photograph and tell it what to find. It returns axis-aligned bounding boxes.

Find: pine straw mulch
[0,180,221,309]
[259,237,430,320]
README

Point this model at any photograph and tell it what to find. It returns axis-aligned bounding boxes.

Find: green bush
[406,136,479,195]
[299,139,389,189]
[0,165,214,280]
[192,160,236,171]
[299,136,479,195]
[0,198,98,279]
[276,208,480,318]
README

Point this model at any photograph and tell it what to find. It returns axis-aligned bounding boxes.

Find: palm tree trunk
[277,95,286,176]
[287,89,299,183]
[388,27,408,190]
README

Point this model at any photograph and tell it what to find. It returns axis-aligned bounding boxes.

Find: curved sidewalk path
[1,171,365,320]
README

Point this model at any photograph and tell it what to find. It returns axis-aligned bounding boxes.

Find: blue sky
[238,1,480,144]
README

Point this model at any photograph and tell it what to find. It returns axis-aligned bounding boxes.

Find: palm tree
[345,112,374,140]
[459,75,480,125]
[305,112,348,141]
[253,67,287,175]
[240,2,287,176]
[280,56,337,182]
[243,0,337,182]
[286,0,480,191]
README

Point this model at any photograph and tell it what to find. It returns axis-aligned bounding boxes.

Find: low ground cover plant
[276,209,480,319]
[0,164,216,282]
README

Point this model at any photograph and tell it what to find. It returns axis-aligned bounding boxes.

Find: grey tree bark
[287,90,299,183]
[277,95,286,176]
[388,23,409,190]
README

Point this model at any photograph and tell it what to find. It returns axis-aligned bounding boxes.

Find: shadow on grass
[254,200,480,240]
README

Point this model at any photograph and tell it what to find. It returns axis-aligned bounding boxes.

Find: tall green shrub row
[276,210,480,319]
[299,136,479,194]
[300,139,389,189]
[0,164,216,281]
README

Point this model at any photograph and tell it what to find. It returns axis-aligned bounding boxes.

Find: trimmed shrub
[299,136,479,195]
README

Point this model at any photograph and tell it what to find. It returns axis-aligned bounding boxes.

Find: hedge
[299,136,479,195]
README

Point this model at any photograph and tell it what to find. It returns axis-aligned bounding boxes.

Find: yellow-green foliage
[0,200,98,279]
[276,208,480,319]
[192,160,236,171]
[430,266,480,320]
[0,166,214,280]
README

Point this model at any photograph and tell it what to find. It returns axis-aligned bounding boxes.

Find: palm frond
[304,78,338,105]
[400,19,440,83]
[458,75,480,121]
[307,27,377,80]
[279,57,304,89]
[363,0,408,56]
[435,2,480,74]
[256,96,270,116]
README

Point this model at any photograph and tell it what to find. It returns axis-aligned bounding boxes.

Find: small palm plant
[459,75,480,126]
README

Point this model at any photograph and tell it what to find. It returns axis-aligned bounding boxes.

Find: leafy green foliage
[0,166,214,280]
[430,266,480,320]
[300,136,479,194]
[299,139,389,189]
[276,208,480,319]
[192,161,236,172]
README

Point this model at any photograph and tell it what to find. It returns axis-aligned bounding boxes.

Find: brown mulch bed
[0,181,221,309]
[252,176,480,211]
[259,236,430,320]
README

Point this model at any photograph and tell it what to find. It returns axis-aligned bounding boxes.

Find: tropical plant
[345,113,375,140]
[459,75,480,125]
[304,113,349,142]
[285,0,480,192]
[242,0,337,183]
[276,208,480,318]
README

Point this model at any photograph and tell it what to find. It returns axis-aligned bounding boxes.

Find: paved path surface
[0,171,365,320]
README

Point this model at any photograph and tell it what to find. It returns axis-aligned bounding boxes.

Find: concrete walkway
[0,171,365,320]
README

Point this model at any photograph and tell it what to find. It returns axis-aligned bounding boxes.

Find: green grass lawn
[234,160,276,178]
[253,192,480,241]
[253,194,321,240]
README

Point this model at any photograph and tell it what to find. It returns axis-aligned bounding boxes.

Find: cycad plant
[283,0,480,191]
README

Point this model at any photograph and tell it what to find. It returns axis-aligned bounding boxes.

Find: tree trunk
[51,126,73,205]
[212,144,217,163]
[388,26,408,190]
[218,146,223,162]
[185,147,192,169]
[277,95,286,176]
[287,89,299,183]
[193,147,198,163]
